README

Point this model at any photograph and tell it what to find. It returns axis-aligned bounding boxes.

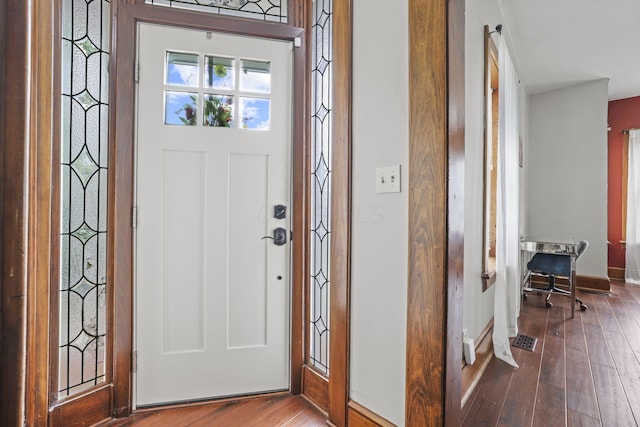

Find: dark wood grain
[327,1,352,426]
[567,410,601,427]
[498,346,540,426]
[110,3,136,416]
[28,0,57,424]
[461,397,501,427]
[565,348,599,419]
[405,0,450,425]
[463,282,640,427]
[445,0,465,425]
[289,0,309,397]
[590,362,635,426]
[583,322,615,368]
[0,1,29,426]
[50,385,112,427]
[347,401,395,427]
[302,365,329,412]
[531,383,565,427]
[100,395,325,426]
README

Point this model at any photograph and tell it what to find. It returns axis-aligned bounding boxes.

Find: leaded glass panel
[59,0,110,398]
[144,0,288,23]
[309,0,332,375]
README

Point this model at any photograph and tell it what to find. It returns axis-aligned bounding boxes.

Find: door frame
[110,3,307,416]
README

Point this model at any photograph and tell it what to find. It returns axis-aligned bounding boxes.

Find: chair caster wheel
[546,301,553,308]
[580,304,587,311]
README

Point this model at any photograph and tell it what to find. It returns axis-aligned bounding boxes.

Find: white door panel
[135,23,292,406]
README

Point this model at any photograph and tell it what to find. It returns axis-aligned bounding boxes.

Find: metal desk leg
[570,255,576,319]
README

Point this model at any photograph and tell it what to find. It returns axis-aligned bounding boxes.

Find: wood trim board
[406,0,464,425]
[347,400,396,427]
[608,267,625,281]
[530,274,611,292]
[327,1,353,425]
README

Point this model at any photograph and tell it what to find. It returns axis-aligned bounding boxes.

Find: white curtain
[626,130,640,284]
[492,38,521,367]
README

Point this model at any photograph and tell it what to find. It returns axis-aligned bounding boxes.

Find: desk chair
[525,240,588,311]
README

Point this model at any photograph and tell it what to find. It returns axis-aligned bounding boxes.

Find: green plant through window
[175,95,197,126]
[204,95,233,127]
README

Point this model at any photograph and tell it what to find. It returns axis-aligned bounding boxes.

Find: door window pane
[204,56,234,89]
[239,59,271,93]
[165,92,198,125]
[239,97,269,130]
[204,94,234,127]
[166,52,199,87]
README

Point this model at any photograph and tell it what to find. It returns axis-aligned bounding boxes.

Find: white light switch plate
[376,165,401,193]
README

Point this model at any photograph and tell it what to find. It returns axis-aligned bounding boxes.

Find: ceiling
[499,0,640,100]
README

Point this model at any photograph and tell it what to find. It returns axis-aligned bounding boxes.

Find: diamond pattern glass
[59,0,110,398]
[144,0,288,23]
[309,0,332,375]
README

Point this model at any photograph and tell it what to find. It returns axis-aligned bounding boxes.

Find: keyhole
[277,275,282,280]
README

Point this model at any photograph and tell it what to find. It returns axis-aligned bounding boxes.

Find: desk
[520,237,579,318]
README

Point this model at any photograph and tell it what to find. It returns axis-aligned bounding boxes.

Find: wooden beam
[328,0,353,425]
[0,1,30,425]
[406,0,464,425]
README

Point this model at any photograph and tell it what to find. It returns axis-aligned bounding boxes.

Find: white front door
[135,23,292,406]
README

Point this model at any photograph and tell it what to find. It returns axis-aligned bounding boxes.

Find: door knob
[261,228,287,246]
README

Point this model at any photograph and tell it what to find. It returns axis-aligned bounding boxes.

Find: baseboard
[347,400,395,427]
[608,267,625,281]
[461,320,493,409]
[531,274,610,292]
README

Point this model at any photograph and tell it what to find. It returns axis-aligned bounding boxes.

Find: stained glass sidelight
[309,0,332,374]
[144,0,288,23]
[59,0,110,397]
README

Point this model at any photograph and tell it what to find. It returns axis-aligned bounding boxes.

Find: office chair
[525,240,588,311]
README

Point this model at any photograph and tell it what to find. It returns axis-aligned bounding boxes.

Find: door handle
[261,228,287,246]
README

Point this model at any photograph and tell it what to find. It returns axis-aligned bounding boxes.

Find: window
[309,0,332,374]
[144,0,288,23]
[481,25,499,290]
[59,0,110,398]
[164,51,271,130]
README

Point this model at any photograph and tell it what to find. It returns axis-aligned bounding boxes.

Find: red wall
[607,96,640,269]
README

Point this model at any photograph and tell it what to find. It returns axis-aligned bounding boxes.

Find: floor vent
[512,334,537,352]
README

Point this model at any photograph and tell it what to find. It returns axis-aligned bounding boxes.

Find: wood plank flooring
[463,281,640,427]
[99,395,327,426]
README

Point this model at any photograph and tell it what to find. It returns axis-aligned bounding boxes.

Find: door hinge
[132,351,137,373]
[132,206,138,228]
[135,61,140,83]
[290,230,293,241]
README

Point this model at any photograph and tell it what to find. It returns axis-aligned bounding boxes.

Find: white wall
[350,0,408,424]
[527,79,609,278]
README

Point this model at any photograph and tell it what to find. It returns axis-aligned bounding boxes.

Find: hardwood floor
[462,281,640,427]
[99,395,327,426]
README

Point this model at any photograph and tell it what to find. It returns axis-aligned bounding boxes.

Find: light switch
[376,165,401,193]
